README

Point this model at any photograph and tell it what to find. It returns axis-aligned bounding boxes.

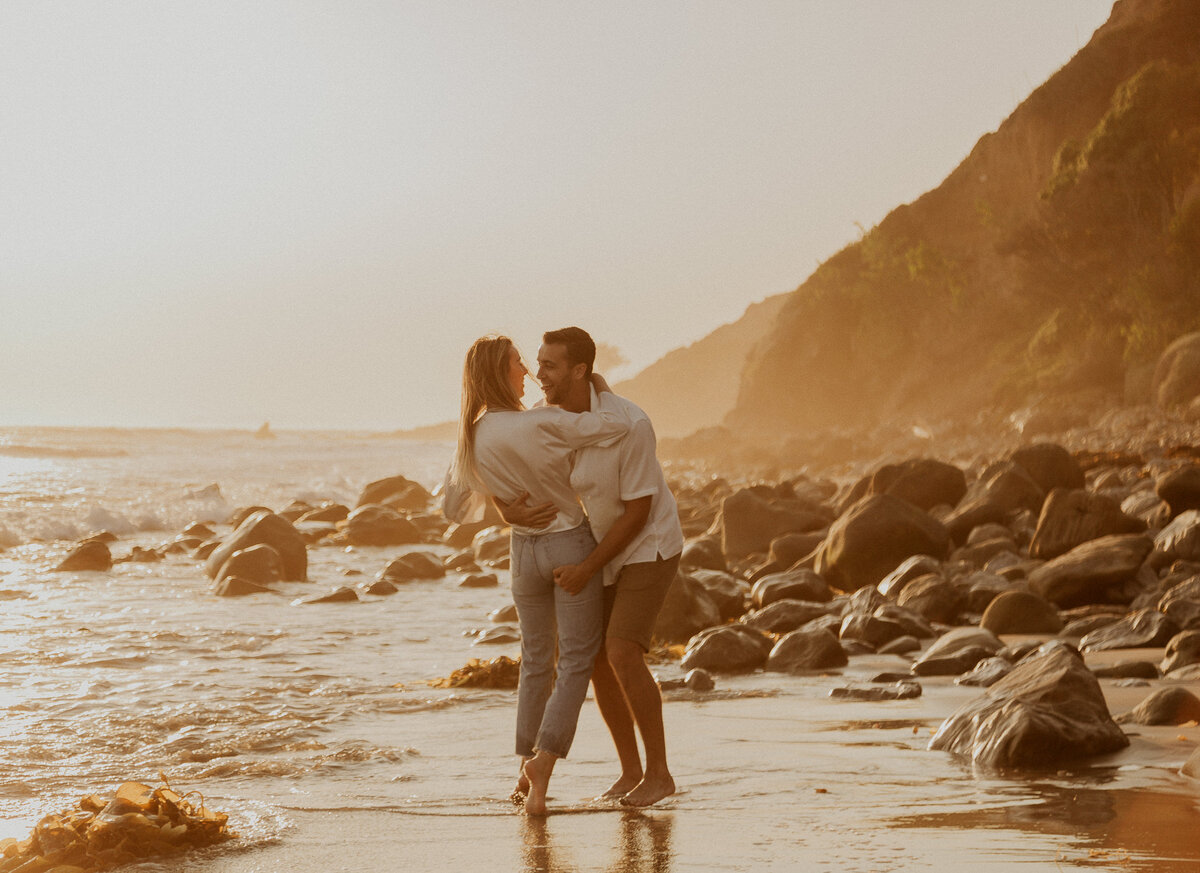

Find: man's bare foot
[620,772,675,808]
[522,753,556,816]
[596,773,642,800]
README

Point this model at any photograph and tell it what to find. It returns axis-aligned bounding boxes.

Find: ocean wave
[0,445,128,459]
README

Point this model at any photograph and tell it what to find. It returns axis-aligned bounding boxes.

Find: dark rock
[1029,534,1154,607]
[684,668,716,692]
[444,520,493,550]
[379,551,446,582]
[193,540,220,561]
[869,458,967,512]
[929,643,1128,768]
[912,645,994,677]
[719,487,830,559]
[952,537,1019,567]
[1157,465,1200,517]
[1160,629,1200,675]
[489,603,519,622]
[815,494,951,593]
[474,626,520,645]
[296,586,359,604]
[654,572,722,644]
[998,640,1044,663]
[212,575,274,596]
[844,585,888,616]
[298,503,350,524]
[741,599,831,634]
[955,656,1012,688]
[874,603,935,639]
[460,573,498,588]
[750,568,831,608]
[1168,663,1200,680]
[215,543,284,587]
[981,591,1064,635]
[1030,488,1144,560]
[689,569,749,621]
[117,546,164,563]
[830,681,922,701]
[359,579,399,596]
[681,624,772,673]
[345,505,422,547]
[1118,687,1200,726]
[1059,613,1123,640]
[877,555,943,599]
[878,635,922,655]
[766,626,849,673]
[182,522,215,539]
[1153,510,1200,566]
[54,541,112,572]
[897,574,964,624]
[1153,331,1200,409]
[1091,660,1159,679]
[277,500,313,522]
[679,536,728,573]
[1184,747,1200,780]
[205,510,307,581]
[228,505,271,528]
[1009,443,1085,493]
[472,525,511,565]
[944,462,1045,544]
[357,475,432,511]
[1079,609,1178,652]
[444,551,480,572]
[839,613,907,648]
[963,570,1016,614]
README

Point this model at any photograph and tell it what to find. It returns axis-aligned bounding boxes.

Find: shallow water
[1,427,1198,871]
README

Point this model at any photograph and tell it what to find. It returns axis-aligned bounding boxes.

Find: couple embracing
[447,327,683,816]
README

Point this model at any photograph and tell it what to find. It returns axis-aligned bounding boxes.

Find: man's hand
[493,492,555,529]
[553,563,594,595]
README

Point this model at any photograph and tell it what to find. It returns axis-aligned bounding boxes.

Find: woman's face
[506,346,527,399]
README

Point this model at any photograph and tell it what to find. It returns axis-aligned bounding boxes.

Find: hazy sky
[2,1,1114,431]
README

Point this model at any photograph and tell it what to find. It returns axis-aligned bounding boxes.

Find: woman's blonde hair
[452,335,525,489]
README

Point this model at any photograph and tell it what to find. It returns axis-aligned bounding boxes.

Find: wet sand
[163,646,1200,873]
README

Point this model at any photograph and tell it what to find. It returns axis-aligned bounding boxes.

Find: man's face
[536,342,584,405]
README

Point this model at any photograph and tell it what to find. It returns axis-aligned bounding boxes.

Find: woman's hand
[552,563,593,595]
[493,492,555,529]
[590,372,612,394]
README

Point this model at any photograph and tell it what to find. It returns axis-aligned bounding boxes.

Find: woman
[448,335,628,816]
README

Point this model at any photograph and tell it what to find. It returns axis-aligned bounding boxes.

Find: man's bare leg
[590,642,643,798]
[607,637,675,807]
[522,749,559,816]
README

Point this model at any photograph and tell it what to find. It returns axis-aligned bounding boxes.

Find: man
[502,326,683,808]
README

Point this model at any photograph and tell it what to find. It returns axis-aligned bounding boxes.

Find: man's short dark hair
[543,326,596,377]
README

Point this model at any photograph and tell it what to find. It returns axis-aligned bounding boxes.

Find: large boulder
[1079,608,1178,652]
[688,569,749,621]
[679,536,727,573]
[356,475,432,511]
[1153,510,1200,565]
[344,505,423,547]
[944,461,1045,544]
[54,541,112,572]
[1029,488,1144,560]
[815,494,951,593]
[741,599,832,634]
[1009,443,1085,494]
[980,590,1064,635]
[719,488,830,559]
[681,624,772,673]
[654,572,722,644]
[1152,331,1200,409]
[750,568,831,608]
[214,543,284,587]
[928,643,1129,768]
[1028,533,1154,608]
[868,458,968,512]
[205,510,307,581]
[1156,465,1200,517]
[766,626,849,673]
[896,574,964,624]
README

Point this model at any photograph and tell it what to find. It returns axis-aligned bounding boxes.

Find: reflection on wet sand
[521,812,674,873]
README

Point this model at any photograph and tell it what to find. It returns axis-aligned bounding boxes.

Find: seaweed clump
[428,655,521,689]
[0,780,234,872]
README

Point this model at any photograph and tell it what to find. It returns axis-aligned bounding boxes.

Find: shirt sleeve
[535,406,628,450]
[438,467,488,523]
[618,418,661,502]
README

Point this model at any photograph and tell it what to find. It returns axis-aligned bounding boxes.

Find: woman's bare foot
[510,758,531,804]
[522,751,557,816]
[620,771,675,808]
[596,772,642,800]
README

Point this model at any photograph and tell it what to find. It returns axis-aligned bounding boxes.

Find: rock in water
[928,643,1128,769]
[205,510,307,581]
[54,540,113,572]
[1117,686,1200,726]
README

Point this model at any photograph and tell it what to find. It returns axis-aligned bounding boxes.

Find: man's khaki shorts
[603,553,682,652]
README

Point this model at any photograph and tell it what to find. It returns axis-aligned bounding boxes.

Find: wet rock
[1160,629,1200,674]
[356,474,432,512]
[1153,331,1200,409]
[911,627,1003,677]
[206,510,307,581]
[444,519,494,550]
[679,536,728,573]
[981,591,1064,634]
[1091,660,1159,679]
[444,551,480,572]
[688,569,749,621]
[460,573,499,588]
[897,574,964,624]
[830,681,922,701]
[654,572,722,644]
[359,579,399,596]
[489,603,518,623]
[815,494,951,593]
[295,586,359,604]
[1079,608,1178,652]
[1029,488,1144,560]
[1158,575,1200,629]
[839,613,907,648]
[878,635,922,655]
[874,603,935,639]
[684,668,715,692]
[379,551,446,582]
[472,525,511,565]
[228,505,271,527]
[182,522,215,539]
[1117,687,1200,725]
[750,568,831,608]
[117,546,164,563]
[1029,533,1154,608]
[720,487,830,559]
[1157,465,1200,518]
[344,505,423,547]
[681,624,772,673]
[215,543,283,587]
[298,503,350,524]
[212,575,274,596]
[955,656,1012,687]
[1009,443,1085,493]
[742,599,831,634]
[877,555,943,599]
[54,540,112,572]
[1168,663,1200,680]
[929,643,1129,768]
[766,626,849,673]
[473,626,520,645]
[998,640,1043,663]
